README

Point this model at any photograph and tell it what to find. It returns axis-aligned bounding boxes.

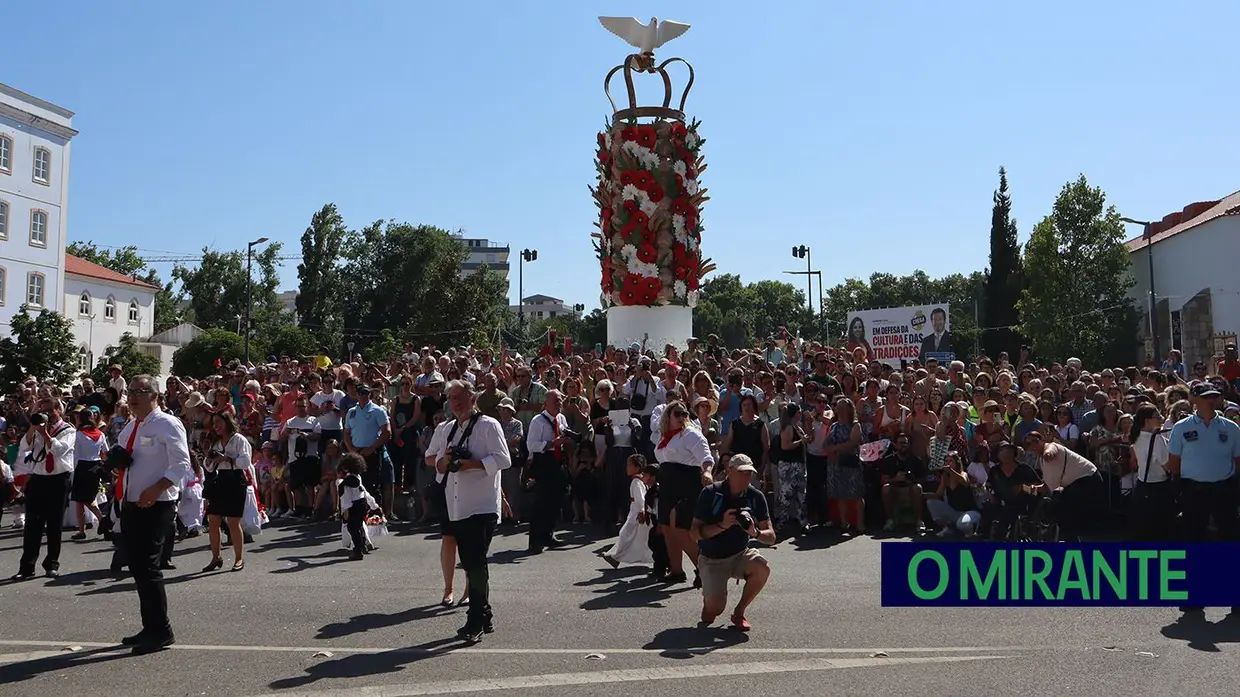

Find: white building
[459,237,510,281]
[1126,190,1240,367]
[65,253,159,374]
[0,83,77,330]
[510,294,577,320]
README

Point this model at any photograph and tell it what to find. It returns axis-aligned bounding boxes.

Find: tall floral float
[591,23,714,351]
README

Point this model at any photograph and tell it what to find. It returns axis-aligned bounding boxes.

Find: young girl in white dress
[603,454,654,568]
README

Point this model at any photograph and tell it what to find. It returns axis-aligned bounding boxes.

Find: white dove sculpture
[598,16,691,55]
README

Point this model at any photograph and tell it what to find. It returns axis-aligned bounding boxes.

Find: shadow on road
[1161,612,1240,652]
[316,603,459,639]
[270,548,352,574]
[268,637,460,690]
[0,646,129,684]
[643,626,750,658]
[576,567,688,611]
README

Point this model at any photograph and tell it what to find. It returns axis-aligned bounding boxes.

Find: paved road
[0,518,1237,696]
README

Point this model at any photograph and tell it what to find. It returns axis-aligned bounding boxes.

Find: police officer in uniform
[1167,382,1240,615]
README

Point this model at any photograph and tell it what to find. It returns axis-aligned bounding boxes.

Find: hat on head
[498,397,516,414]
[109,364,122,372]
[356,383,373,395]
[629,342,641,352]
[428,376,445,387]
[983,400,1000,411]
[728,453,759,474]
[1192,383,1222,398]
[183,392,204,410]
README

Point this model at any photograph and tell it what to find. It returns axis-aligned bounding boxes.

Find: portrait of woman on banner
[846,316,873,361]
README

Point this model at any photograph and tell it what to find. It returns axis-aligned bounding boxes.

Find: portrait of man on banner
[919,307,953,361]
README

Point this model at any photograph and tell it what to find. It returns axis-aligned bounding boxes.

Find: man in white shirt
[425,380,511,644]
[116,375,193,654]
[525,389,573,554]
[12,398,76,580]
[310,372,347,452]
[282,396,323,518]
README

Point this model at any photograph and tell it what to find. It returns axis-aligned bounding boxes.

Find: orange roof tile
[1126,190,1240,251]
[65,253,162,291]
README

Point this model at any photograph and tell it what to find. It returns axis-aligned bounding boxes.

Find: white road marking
[247,655,1010,697]
[0,639,1039,656]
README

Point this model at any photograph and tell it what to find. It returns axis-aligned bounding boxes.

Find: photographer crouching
[690,454,775,631]
[426,380,511,644]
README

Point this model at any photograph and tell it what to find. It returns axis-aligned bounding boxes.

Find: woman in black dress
[202,411,253,573]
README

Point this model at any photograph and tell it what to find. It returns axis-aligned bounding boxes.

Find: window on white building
[0,267,6,306]
[0,135,10,173]
[0,200,8,240]
[26,272,44,307]
[33,147,51,184]
[104,296,116,321]
[78,346,91,373]
[78,292,91,316]
[128,299,140,324]
[29,210,47,247]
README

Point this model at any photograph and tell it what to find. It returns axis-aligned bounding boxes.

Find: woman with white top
[1025,430,1102,542]
[654,400,713,586]
[1127,405,1174,541]
[202,411,253,572]
[70,407,109,541]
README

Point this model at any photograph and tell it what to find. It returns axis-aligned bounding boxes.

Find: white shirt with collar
[625,377,665,416]
[118,408,193,503]
[649,403,667,446]
[654,427,714,469]
[17,420,76,476]
[426,411,512,522]
[527,409,569,454]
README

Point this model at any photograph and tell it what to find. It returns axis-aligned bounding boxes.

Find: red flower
[622,273,644,292]
[670,122,687,139]
[646,183,664,203]
[622,199,638,214]
[619,170,637,187]
[686,166,697,179]
[634,170,653,190]
[672,242,689,264]
[671,197,691,216]
[631,210,648,227]
[620,218,638,237]
[600,206,612,231]
[637,125,657,149]
[620,126,638,142]
[620,287,640,304]
[637,244,657,263]
[674,265,689,280]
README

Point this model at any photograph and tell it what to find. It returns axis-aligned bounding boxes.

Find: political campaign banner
[845,304,953,368]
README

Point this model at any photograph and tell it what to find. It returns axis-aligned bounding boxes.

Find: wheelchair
[988,495,1061,543]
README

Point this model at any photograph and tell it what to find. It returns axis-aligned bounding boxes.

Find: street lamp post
[1120,217,1158,362]
[245,236,269,364]
[518,248,538,325]
[791,245,813,315]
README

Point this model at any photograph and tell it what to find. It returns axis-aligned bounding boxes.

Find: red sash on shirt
[43,421,71,473]
[116,417,143,501]
[658,428,682,451]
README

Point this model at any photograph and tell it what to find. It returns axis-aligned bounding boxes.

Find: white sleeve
[687,429,714,467]
[477,417,512,475]
[230,434,253,472]
[528,415,552,454]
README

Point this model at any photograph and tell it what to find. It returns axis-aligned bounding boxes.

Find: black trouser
[160,514,177,565]
[528,456,565,548]
[648,525,669,575]
[805,453,829,524]
[1180,477,1240,542]
[454,513,497,626]
[1127,480,1179,541]
[345,501,369,553]
[1057,473,1104,541]
[19,472,70,573]
[984,494,1038,540]
[121,501,176,638]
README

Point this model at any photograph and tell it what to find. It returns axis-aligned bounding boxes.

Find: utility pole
[244,236,269,364]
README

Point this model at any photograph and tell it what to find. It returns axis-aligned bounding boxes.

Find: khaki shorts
[698,547,766,598]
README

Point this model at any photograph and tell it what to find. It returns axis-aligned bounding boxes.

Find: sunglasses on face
[673,410,689,418]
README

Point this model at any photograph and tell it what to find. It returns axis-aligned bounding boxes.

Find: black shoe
[45,568,60,579]
[71,532,87,541]
[664,571,688,584]
[483,620,495,634]
[131,634,175,655]
[457,623,484,644]
[349,551,364,561]
[121,631,151,646]
[10,570,35,581]
[526,545,544,555]
[545,537,564,549]
[159,562,176,571]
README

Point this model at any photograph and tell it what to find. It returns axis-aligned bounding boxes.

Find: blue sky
[5,1,1236,308]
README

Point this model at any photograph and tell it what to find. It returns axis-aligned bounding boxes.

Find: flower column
[592,119,714,351]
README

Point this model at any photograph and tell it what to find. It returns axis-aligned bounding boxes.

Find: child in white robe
[602,454,653,568]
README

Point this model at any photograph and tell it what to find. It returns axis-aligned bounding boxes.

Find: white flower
[685,132,699,149]
[639,197,658,217]
[685,178,700,195]
[687,290,700,306]
[674,280,687,297]
[673,161,687,178]
[621,184,642,201]
[641,151,659,170]
[672,214,686,238]
[620,243,638,260]
[603,131,612,150]
[629,259,659,277]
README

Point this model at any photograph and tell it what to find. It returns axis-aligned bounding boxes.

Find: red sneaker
[730,614,751,631]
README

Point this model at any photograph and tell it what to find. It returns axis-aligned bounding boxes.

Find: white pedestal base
[607,305,694,352]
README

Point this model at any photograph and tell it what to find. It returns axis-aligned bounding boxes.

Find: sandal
[730,614,752,631]
[442,589,454,607]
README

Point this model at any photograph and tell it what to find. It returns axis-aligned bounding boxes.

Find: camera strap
[446,412,482,452]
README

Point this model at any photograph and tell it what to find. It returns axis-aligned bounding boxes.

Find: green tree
[1016,175,1140,365]
[67,241,184,333]
[982,167,1025,361]
[361,329,403,362]
[172,245,288,337]
[90,332,161,384]
[172,329,246,378]
[0,306,79,389]
[265,325,318,360]
[295,204,348,348]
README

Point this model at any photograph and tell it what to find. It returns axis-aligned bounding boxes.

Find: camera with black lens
[104,444,134,471]
[561,428,585,444]
[448,444,472,473]
[735,507,754,532]
[29,413,46,427]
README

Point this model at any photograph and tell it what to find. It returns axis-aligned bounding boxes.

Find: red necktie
[116,417,143,501]
[44,421,62,473]
[552,418,562,460]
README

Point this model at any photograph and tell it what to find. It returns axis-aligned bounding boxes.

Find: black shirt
[882,452,925,480]
[693,481,770,559]
[988,463,1041,504]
